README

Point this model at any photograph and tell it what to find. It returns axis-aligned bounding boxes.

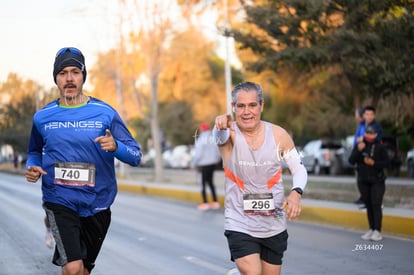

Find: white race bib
[243,193,276,216]
[54,162,96,187]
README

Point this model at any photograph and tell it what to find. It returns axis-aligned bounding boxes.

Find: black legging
[358,179,386,231]
[199,164,218,203]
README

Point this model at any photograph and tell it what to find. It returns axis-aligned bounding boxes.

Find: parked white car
[301,139,342,175]
[167,145,194,169]
[140,148,173,168]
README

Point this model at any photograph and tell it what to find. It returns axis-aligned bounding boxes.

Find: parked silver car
[140,148,172,168]
[334,135,356,175]
[301,139,342,175]
[166,145,194,169]
[140,145,194,169]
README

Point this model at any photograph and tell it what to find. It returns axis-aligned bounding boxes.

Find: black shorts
[224,230,288,265]
[43,202,111,272]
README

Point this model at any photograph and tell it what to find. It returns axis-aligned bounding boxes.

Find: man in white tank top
[213,82,307,275]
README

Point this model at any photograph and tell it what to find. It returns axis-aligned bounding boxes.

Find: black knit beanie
[53,47,87,84]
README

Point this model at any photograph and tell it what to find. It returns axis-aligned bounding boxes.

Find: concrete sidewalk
[117,168,414,239]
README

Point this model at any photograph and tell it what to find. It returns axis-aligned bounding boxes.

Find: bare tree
[91,0,220,181]
[127,1,183,181]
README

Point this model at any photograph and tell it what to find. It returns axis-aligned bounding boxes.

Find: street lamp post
[224,0,232,115]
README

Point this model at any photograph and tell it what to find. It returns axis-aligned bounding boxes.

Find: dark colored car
[334,135,356,175]
[382,135,402,177]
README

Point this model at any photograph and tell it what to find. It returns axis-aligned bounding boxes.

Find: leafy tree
[0,95,35,153]
[129,100,197,151]
[89,1,230,181]
[89,48,146,120]
[161,26,243,123]
[128,117,151,152]
[0,73,53,153]
[232,0,414,136]
[159,100,196,146]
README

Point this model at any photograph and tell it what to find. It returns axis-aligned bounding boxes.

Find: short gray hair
[231,81,264,103]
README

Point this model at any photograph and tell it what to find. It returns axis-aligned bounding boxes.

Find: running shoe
[209,202,220,209]
[45,231,55,249]
[370,230,383,241]
[361,230,373,240]
[197,203,210,210]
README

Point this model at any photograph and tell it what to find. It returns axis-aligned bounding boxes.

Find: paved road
[120,166,414,186]
[1,172,414,274]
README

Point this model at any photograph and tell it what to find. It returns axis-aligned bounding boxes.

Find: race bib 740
[54,162,96,187]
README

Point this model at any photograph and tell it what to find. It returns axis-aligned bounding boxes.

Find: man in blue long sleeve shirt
[25,47,142,275]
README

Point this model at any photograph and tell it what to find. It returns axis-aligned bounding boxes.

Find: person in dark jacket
[349,125,389,241]
[352,106,383,207]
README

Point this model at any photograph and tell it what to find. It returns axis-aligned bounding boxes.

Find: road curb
[118,181,414,239]
[299,205,414,238]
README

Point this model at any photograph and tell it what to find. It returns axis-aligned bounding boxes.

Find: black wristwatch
[292,187,303,196]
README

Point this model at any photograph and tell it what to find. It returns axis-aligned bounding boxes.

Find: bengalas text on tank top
[223,122,286,238]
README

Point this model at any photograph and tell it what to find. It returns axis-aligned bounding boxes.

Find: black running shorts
[224,229,288,265]
[43,202,111,272]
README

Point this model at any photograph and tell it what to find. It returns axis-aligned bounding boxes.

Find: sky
[0,0,123,88]
[0,0,233,90]
[0,0,183,89]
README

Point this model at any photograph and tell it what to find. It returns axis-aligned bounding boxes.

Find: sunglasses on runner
[55,47,83,57]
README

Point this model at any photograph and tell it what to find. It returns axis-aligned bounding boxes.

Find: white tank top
[224,121,286,238]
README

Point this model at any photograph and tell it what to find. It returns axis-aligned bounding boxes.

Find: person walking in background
[213,81,307,275]
[25,47,142,275]
[13,152,19,169]
[349,125,389,241]
[192,122,221,210]
[353,105,383,208]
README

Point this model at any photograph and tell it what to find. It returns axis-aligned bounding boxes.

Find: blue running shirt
[26,97,142,216]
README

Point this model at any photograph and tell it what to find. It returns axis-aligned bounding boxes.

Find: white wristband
[212,127,230,145]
